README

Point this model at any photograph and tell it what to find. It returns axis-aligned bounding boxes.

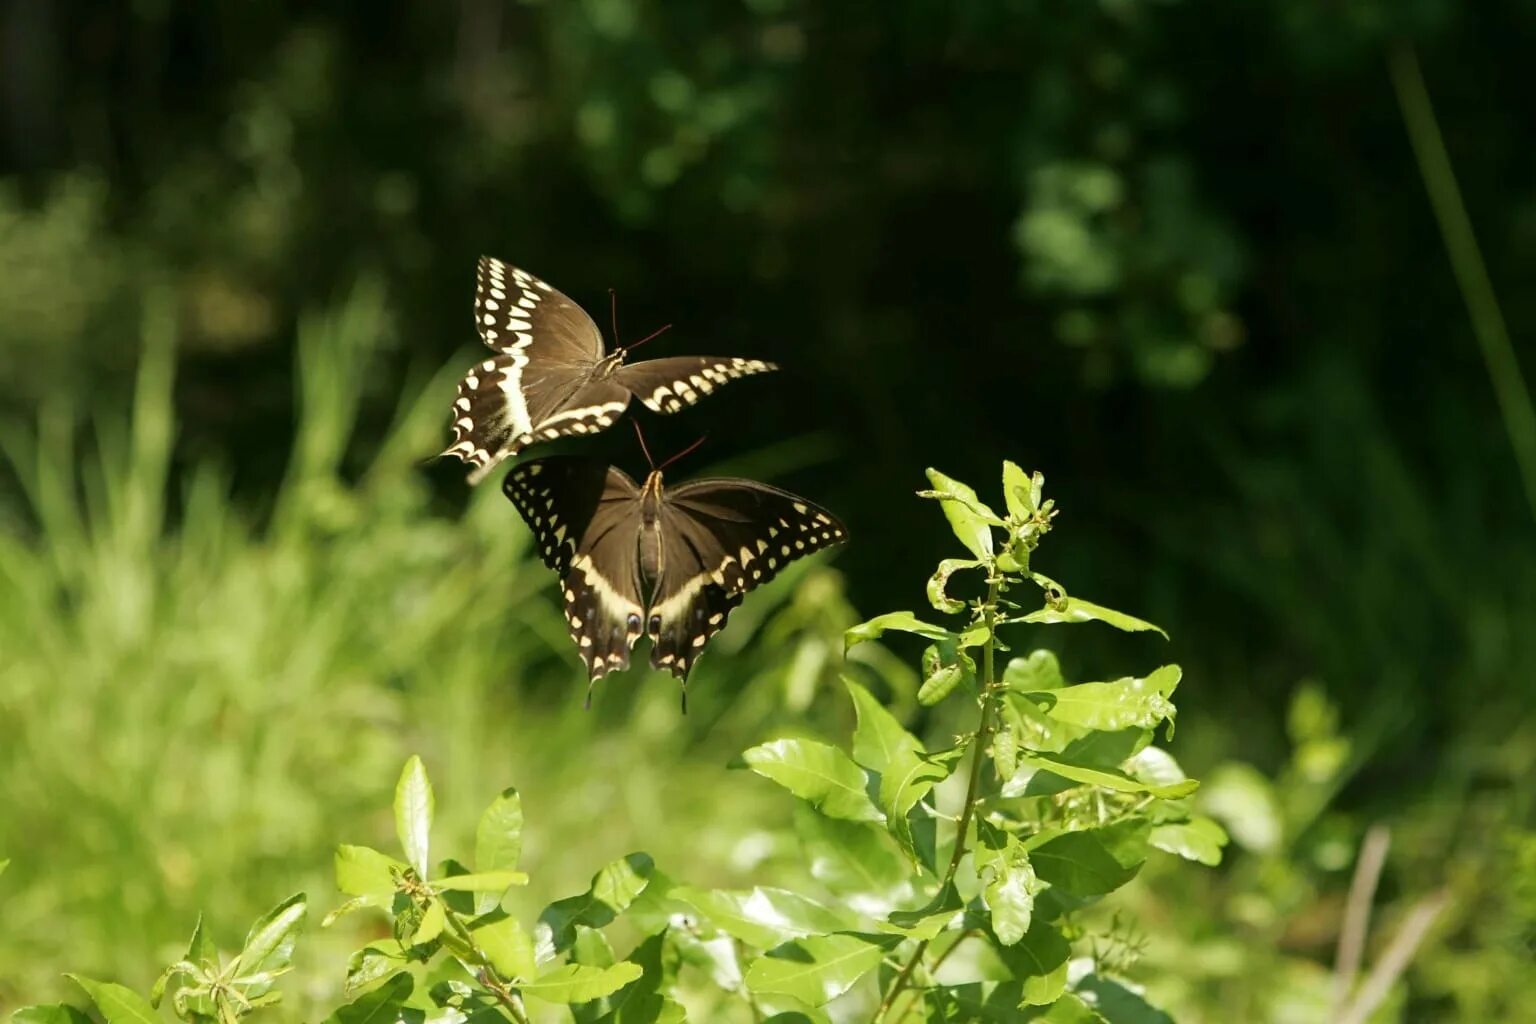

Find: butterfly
[502,455,848,700]
[442,257,778,483]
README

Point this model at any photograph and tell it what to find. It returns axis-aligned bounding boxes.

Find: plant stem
[480,972,533,1024]
[874,576,1003,1023]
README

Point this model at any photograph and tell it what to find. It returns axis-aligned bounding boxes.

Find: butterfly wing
[503,457,647,683]
[647,478,847,680]
[445,258,618,481]
[613,356,778,414]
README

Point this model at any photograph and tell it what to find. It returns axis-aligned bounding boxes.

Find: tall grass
[0,283,894,1012]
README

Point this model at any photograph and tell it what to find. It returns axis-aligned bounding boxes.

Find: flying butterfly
[442,257,778,483]
[502,440,848,704]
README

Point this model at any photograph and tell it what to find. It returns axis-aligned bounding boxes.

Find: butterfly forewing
[648,479,848,679]
[504,458,647,679]
[614,356,778,414]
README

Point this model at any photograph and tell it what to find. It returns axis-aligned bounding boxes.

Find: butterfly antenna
[624,322,673,354]
[632,419,657,470]
[657,433,708,474]
[609,287,619,343]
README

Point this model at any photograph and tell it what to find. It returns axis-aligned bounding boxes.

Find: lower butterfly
[502,455,848,704]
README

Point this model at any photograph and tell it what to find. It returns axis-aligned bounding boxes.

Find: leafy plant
[9,461,1220,1022]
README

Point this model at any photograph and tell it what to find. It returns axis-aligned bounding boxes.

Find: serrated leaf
[522,963,643,1004]
[740,739,882,822]
[345,942,406,997]
[1149,817,1229,866]
[846,679,923,776]
[432,870,529,892]
[844,611,954,653]
[993,920,1070,1005]
[472,914,537,980]
[924,468,999,559]
[744,933,896,1006]
[1029,819,1151,897]
[1019,667,1181,733]
[676,886,851,949]
[1001,461,1034,521]
[474,788,523,913]
[395,757,434,878]
[927,558,982,614]
[336,845,404,900]
[68,978,160,1024]
[1003,650,1065,691]
[13,1007,94,1024]
[540,853,655,955]
[321,972,416,1024]
[237,893,306,996]
[1014,598,1167,638]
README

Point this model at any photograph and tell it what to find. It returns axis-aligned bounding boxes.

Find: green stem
[874,576,1003,1023]
[1388,42,1536,524]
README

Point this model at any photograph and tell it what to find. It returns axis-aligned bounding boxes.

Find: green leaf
[345,942,406,997]
[522,963,644,1004]
[884,884,963,939]
[13,1006,94,1024]
[237,893,306,996]
[67,977,160,1024]
[539,853,655,955]
[880,747,964,862]
[394,756,434,878]
[846,679,923,776]
[1001,461,1035,521]
[927,558,983,614]
[744,933,897,1006]
[994,919,1071,1006]
[1200,762,1282,854]
[336,845,403,901]
[740,739,882,822]
[1073,974,1174,1024]
[472,914,537,980]
[975,837,1041,947]
[1149,817,1229,866]
[1003,650,1065,692]
[797,812,912,912]
[1029,819,1151,898]
[320,972,417,1024]
[1037,992,1106,1023]
[1019,667,1181,732]
[474,788,524,913]
[924,468,1000,559]
[844,611,954,652]
[410,899,446,946]
[1014,598,1167,638]
[676,886,851,949]
[588,931,684,1024]
[432,870,529,892]
[184,916,215,968]
[1004,751,1198,800]
[918,664,965,706]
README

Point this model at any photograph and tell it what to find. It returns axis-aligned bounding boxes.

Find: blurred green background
[1,1,1533,1021]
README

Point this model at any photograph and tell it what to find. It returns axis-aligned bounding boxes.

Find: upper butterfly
[442,257,778,483]
[502,456,848,696]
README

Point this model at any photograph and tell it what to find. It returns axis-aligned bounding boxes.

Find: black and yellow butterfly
[442,257,777,483]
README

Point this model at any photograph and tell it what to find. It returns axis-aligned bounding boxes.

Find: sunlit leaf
[884,884,962,939]
[336,845,403,901]
[432,870,529,892]
[1004,751,1198,799]
[320,972,418,1024]
[587,931,684,1024]
[743,933,897,1006]
[522,963,643,1004]
[846,678,923,776]
[740,739,883,822]
[345,942,406,997]
[1003,650,1065,692]
[1074,974,1174,1023]
[411,900,447,946]
[798,811,911,914]
[12,1006,93,1024]
[927,558,982,614]
[974,833,1041,946]
[993,919,1070,1005]
[1037,992,1106,1022]
[237,893,306,996]
[844,611,954,653]
[676,886,852,949]
[474,787,523,913]
[1149,817,1229,866]
[471,914,536,981]
[67,977,160,1024]
[395,756,434,878]
[924,468,1000,559]
[540,853,655,955]
[1013,598,1167,638]
[1001,461,1035,521]
[1029,819,1151,897]
[1019,667,1181,732]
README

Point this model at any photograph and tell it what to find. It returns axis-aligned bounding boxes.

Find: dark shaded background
[2,2,1533,1012]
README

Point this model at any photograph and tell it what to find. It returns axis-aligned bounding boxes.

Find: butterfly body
[444,258,778,483]
[503,457,847,688]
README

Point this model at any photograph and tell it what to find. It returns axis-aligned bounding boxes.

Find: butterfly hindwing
[648,479,848,679]
[615,356,778,415]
